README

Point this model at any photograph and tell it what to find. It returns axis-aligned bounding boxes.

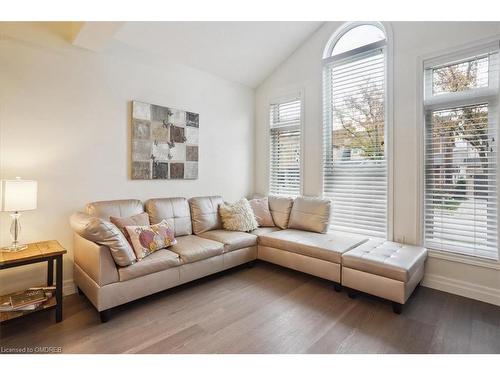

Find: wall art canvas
[131,101,199,180]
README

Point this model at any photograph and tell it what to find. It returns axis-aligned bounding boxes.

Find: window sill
[427,249,500,271]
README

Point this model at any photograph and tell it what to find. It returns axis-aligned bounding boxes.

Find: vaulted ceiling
[71,21,323,88]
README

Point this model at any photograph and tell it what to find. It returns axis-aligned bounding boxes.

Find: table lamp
[0,177,38,252]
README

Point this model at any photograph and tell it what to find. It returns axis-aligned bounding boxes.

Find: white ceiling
[112,22,323,88]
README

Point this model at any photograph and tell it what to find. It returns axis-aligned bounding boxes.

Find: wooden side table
[0,240,67,323]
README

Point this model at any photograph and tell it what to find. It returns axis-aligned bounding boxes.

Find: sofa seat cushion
[197,230,257,252]
[169,235,224,263]
[251,227,281,236]
[342,239,427,282]
[258,229,367,264]
[118,249,181,281]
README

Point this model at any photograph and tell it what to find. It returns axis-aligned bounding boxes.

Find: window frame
[321,22,394,240]
[418,38,500,262]
[267,90,305,197]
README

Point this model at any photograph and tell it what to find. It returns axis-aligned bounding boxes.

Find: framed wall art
[131,101,199,180]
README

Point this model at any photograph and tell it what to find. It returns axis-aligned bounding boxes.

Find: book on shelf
[10,289,47,309]
[0,301,43,312]
[0,287,55,312]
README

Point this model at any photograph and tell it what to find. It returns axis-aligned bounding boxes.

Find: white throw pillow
[219,198,258,232]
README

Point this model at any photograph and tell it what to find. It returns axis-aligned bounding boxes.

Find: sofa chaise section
[258,229,367,286]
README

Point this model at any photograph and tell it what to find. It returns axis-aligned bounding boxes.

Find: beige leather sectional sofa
[71,196,427,322]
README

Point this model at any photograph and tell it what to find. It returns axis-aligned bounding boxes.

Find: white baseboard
[63,279,76,296]
[422,273,500,306]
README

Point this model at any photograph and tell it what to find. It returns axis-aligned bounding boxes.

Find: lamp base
[1,244,28,252]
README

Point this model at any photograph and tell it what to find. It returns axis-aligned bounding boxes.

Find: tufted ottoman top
[342,239,427,282]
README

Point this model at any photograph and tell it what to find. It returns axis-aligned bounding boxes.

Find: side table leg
[47,258,54,286]
[55,255,63,322]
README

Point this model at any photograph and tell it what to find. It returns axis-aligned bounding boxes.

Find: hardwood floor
[1,261,499,354]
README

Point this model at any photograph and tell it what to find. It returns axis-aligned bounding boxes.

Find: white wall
[255,21,500,305]
[0,23,255,294]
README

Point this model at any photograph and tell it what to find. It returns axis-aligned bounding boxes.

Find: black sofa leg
[246,260,256,268]
[347,289,357,299]
[77,287,83,296]
[100,309,111,323]
[392,302,403,315]
[333,283,342,292]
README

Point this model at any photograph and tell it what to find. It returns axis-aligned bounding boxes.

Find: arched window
[322,23,388,238]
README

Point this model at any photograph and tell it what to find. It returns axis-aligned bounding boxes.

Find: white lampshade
[0,178,38,212]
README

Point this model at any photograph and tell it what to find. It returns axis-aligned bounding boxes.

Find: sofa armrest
[73,234,119,286]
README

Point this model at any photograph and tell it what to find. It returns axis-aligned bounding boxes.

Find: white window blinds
[269,98,302,196]
[424,42,500,260]
[323,45,387,238]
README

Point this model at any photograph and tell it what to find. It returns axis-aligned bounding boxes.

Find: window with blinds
[424,42,500,260]
[323,25,387,238]
[269,97,302,196]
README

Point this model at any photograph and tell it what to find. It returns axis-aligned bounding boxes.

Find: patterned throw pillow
[126,220,177,260]
[219,198,258,232]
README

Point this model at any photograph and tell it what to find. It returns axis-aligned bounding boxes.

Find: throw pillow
[126,220,177,260]
[219,198,258,232]
[110,212,150,245]
[248,197,275,227]
[70,212,137,266]
[268,195,294,229]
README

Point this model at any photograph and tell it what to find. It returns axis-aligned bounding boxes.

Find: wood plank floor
[1,261,499,354]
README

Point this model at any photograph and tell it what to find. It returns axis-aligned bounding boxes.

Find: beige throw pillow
[110,212,150,245]
[219,198,258,232]
[70,212,137,266]
[268,195,294,229]
[249,197,275,227]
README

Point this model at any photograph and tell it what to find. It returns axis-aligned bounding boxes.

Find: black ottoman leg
[392,302,403,315]
[348,289,357,299]
[100,309,111,323]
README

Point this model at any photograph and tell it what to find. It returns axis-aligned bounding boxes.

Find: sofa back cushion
[188,196,223,234]
[70,211,136,266]
[268,196,294,229]
[288,196,331,234]
[86,199,144,220]
[146,197,192,236]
